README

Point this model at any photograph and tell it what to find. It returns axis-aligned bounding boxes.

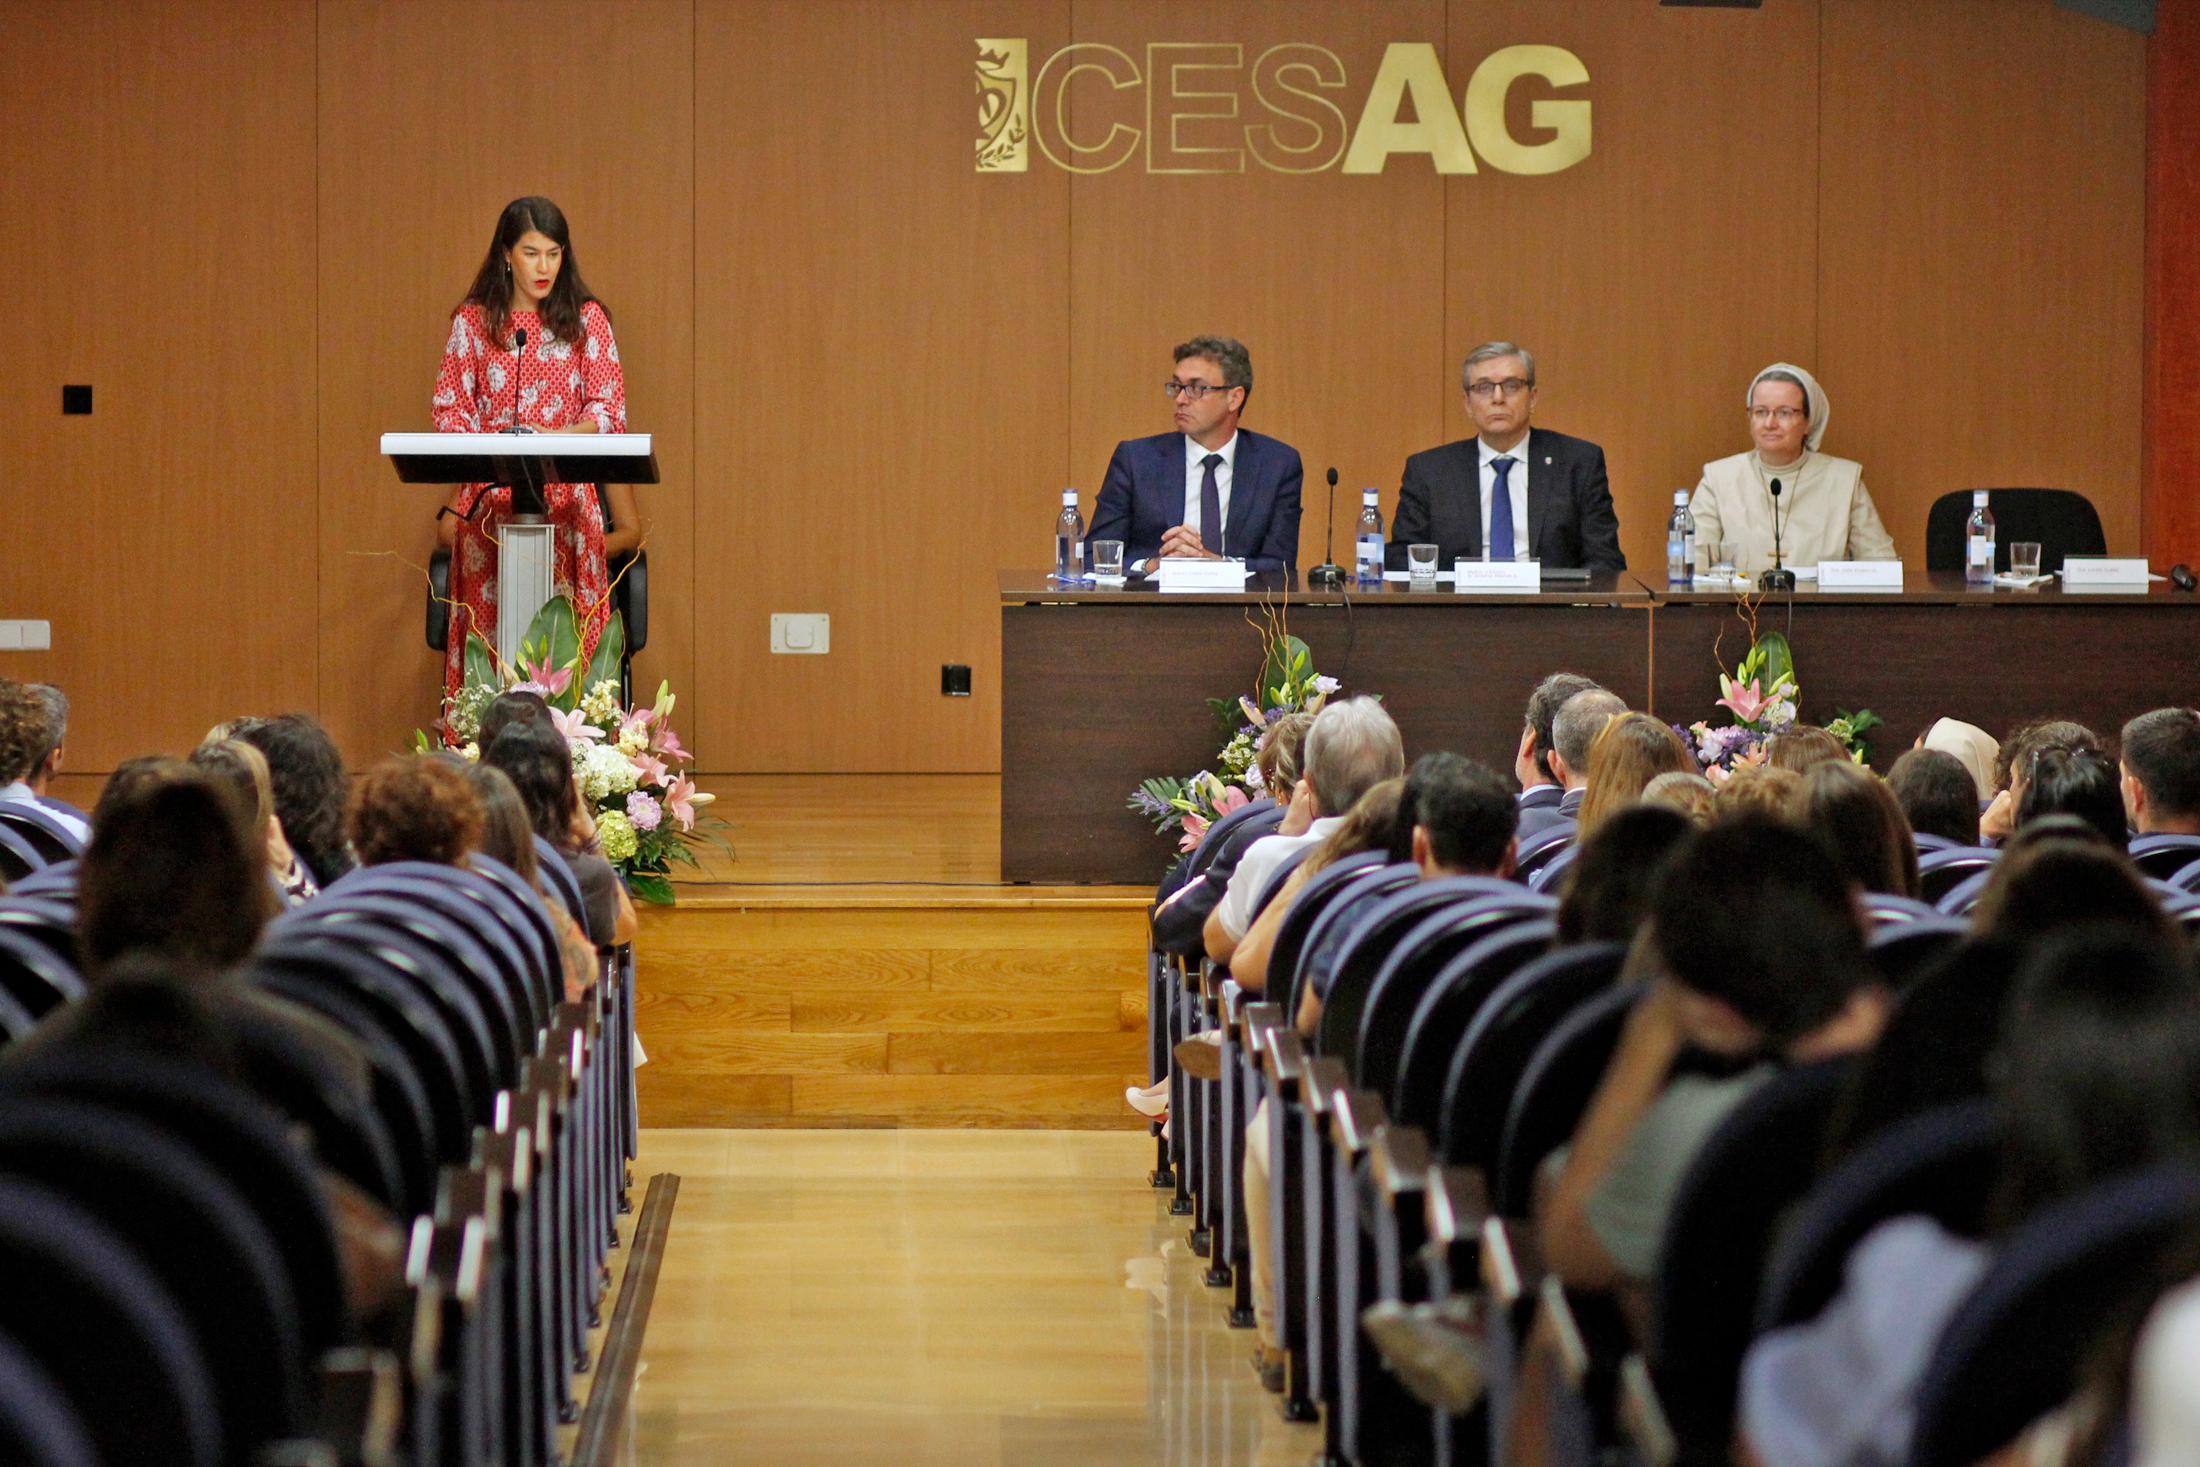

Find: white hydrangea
[575,742,638,803]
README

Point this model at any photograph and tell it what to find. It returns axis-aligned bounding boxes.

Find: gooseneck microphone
[1759,477,1796,592]
[506,326,528,433]
[1308,467,1347,589]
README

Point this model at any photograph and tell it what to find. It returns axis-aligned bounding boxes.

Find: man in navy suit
[1090,336,1304,576]
[1386,342,1624,574]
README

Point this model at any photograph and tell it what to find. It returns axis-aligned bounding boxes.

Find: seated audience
[2017,745,2128,848]
[2119,706,2200,837]
[1516,673,1603,813]
[1521,688,1627,838]
[1713,762,1803,820]
[236,712,357,887]
[464,761,597,1003]
[1740,925,2200,1467]
[347,755,484,867]
[1766,724,1850,775]
[1224,777,1407,1001]
[1885,747,1982,847]
[1203,697,1403,967]
[1150,710,1314,957]
[79,765,274,974]
[1641,769,1717,826]
[482,722,639,948]
[1795,760,1920,898]
[0,680,90,842]
[191,737,318,904]
[1576,712,1696,835]
[1921,716,1999,803]
[1983,718,2102,842]
[1970,828,2172,944]
[1554,804,1693,946]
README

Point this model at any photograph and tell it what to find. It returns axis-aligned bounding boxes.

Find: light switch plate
[0,621,49,651]
[770,613,830,655]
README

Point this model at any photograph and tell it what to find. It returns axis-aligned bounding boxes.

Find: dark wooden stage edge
[1000,570,2200,885]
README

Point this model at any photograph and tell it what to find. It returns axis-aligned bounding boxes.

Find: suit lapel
[1523,428,1557,560]
[1226,433,1258,556]
[1458,440,1483,558]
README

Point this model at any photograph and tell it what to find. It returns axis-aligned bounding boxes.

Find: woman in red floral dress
[433,196,639,707]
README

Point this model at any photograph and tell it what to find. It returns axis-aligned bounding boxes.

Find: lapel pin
[1544,456,1553,465]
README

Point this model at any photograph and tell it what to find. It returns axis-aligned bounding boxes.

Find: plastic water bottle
[1355,489,1384,587]
[1965,491,1996,584]
[1666,489,1697,584]
[1054,489,1088,585]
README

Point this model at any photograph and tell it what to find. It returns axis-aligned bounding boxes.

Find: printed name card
[1156,557,1251,591]
[2060,557,2152,588]
[1452,559,1543,593]
[1815,560,1904,590]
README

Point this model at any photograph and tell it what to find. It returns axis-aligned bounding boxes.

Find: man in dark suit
[1386,342,1624,573]
[1090,335,1304,576]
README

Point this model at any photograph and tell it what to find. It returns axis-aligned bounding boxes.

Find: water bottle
[1053,489,1088,585]
[1355,489,1384,587]
[1666,489,1697,584]
[1965,490,1996,584]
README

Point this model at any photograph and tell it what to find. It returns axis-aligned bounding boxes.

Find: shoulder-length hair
[456,196,609,350]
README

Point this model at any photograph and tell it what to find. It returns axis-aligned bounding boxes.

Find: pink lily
[653,724,694,765]
[619,706,655,744]
[515,655,573,699]
[549,705,603,747]
[1716,675,1770,725]
[1177,812,1211,853]
[1212,785,1250,819]
[664,774,713,831]
[630,751,670,789]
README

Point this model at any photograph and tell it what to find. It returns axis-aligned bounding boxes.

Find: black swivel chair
[428,484,648,699]
[1923,489,2106,575]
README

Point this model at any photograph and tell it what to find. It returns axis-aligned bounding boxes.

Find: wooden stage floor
[636,776,1160,1130]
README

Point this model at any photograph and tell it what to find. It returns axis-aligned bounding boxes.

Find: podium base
[498,519,557,668]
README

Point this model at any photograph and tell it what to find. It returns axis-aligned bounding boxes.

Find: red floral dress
[432,301,628,703]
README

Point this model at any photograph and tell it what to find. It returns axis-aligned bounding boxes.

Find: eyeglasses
[1748,406,1807,425]
[1466,377,1532,401]
[1163,380,1236,401]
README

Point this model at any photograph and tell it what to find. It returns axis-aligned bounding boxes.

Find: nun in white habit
[1688,363,1898,576]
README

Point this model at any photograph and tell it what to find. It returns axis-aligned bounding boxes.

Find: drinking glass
[1093,539,1125,581]
[1408,542,1439,590]
[2010,541,2042,581]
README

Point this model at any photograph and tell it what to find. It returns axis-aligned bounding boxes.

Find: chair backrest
[1512,821,1578,882]
[1917,846,1998,905]
[1190,799,1282,880]
[1482,966,1637,1206]
[1283,862,1419,1024]
[1525,842,1580,893]
[1755,1099,1999,1334]
[286,919,503,1118]
[221,992,407,1211]
[530,835,590,927]
[2168,856,2200,895]
[0,825,45,883]
[1909,1166,2200,1467]
[1650,1057,1858,1460]
[1933,868,1997,917]
[1388,902,1565,1132]
[1354,890,1550,1104]
[1912,833,1960,855]
[1861,892,1944,926]
[2127,833,2200,880]
[1,861,76,900]
[1865,917,1970,991]
[1266,850,1387,998]
[1315,876,1522,1068]
[1922,489,2106,574]
[335,860,557,1032]
[0,925,82,1024]
[0,1328,98,1467]
[0,804,83,862]
[1434,945,1628,1178]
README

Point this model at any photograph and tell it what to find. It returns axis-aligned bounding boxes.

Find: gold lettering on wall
[1034,43,1142,174]
[1146,43,1244,174]
[1463,44,1592,176]
[1246,44,1350,175]
[1340,42,1477,175]
[975,38,1028,172]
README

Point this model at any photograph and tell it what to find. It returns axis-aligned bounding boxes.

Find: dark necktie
[1199,453,1225,554]
[1489,456,1517,560]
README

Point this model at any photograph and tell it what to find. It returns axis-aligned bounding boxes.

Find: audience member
[482,722,639,948]
[1150,711,1314,957]
[1741,926,2200,1467]
[1640,770,1716,826]
[1203,697,1403,967]
[1885,747,1982,847]
[2120,706,2200,837]
[79,765,273,975]
[1576,713,1696,835]
[1555,804,1693,946]
[1795,760,1920,898]
[1713,763,1803,821]
[236,712,357,887]
[0,680,89,843]
[464,761,597,1003]
[347,755,485,868]
[1224,777,1407,1000]
[1765,724,1850,775]
[190,737,318,904]
[1921,716,1999,803]
[477,689,553,749]
[1516,673,1602,810]
[1397,752,1519,879]
[2016,746,2128,848]
[1970,832,2172,945]
[1983,718,2102,842]
[1521,688,1627,838]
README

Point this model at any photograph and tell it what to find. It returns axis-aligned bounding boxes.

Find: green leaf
[1751,630,1795,693]
[581,611,626,701]
[628,872,677,906]
[1259,635,1312,706]
[464,629,499,693]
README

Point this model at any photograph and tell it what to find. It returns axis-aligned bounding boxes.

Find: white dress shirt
[1183,431,1239,545]
[1479,436,1532,560]
[1214,815,1343,945]
[0,781,90,844]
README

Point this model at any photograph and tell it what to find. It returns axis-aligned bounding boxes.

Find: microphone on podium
[506,327,529,434]
[1307,467,1347,589]
[1759,477,1796,591]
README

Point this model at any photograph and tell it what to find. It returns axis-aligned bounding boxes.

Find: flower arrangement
[423,594,720,904]
[1679,591,1881,777]
[1129,604,1341,854]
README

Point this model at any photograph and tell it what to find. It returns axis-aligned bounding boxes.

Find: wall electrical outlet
[0,621,51,651]
[770,613,830,655]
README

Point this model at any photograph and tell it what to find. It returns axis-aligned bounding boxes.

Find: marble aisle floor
[619,1129,1324,1467]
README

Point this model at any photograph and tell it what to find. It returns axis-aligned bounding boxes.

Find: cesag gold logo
[974,39,1589,176]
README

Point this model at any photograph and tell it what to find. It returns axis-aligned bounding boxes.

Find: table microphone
[1308,467,1347,589]
[2173,563,2197,592]
[505,327,528,434]
[1759,477,1797,592]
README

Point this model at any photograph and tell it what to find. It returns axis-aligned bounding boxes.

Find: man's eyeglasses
[1163,380,1236,401]
[1748,406,1807,425]
[1466,377,1532,401]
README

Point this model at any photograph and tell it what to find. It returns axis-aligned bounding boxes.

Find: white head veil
[1748,362,1831,452]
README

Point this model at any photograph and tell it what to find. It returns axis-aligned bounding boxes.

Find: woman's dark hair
[481,723,579,849]
[80,769,272,975]
[1970,834,2172,945]
[457,196,607,352]
[477,690,552,752]
[1994,717,2102,793]
[235,713,354,885]
[1798,760,1921,899]
[1886,747,1982,846]
[2017,746,2129,848]
[463,762,538,885]
[347,756,484,868]
[1557,804,1693,944]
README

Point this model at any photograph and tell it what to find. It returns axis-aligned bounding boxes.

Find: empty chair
[0,1330,97,1467]
[1922,488,2105,575]
[2127,832,2200,881]
[1389,915,1569,1134]
[1917,846,1997,905]
[291,892,528,1076]
[1866,918,1969,991]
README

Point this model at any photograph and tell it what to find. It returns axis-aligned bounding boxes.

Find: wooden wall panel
[1066,1,1448,583]
[2145,0,2200,566]
[313,0,695,760]
[1819,0,2145,563]
[0,1,317,763]
[1442,0,1822,579]
[690,2,1072,773]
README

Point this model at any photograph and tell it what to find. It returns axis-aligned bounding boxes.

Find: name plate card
[1453,559,1543,593]
[2060,557,2152,589]
[1155,557,1250,592]
[1815,560,1904,591]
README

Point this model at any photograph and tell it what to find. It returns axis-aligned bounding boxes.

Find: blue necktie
[1489,456,1517,560]
[1199,453,1225,554]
